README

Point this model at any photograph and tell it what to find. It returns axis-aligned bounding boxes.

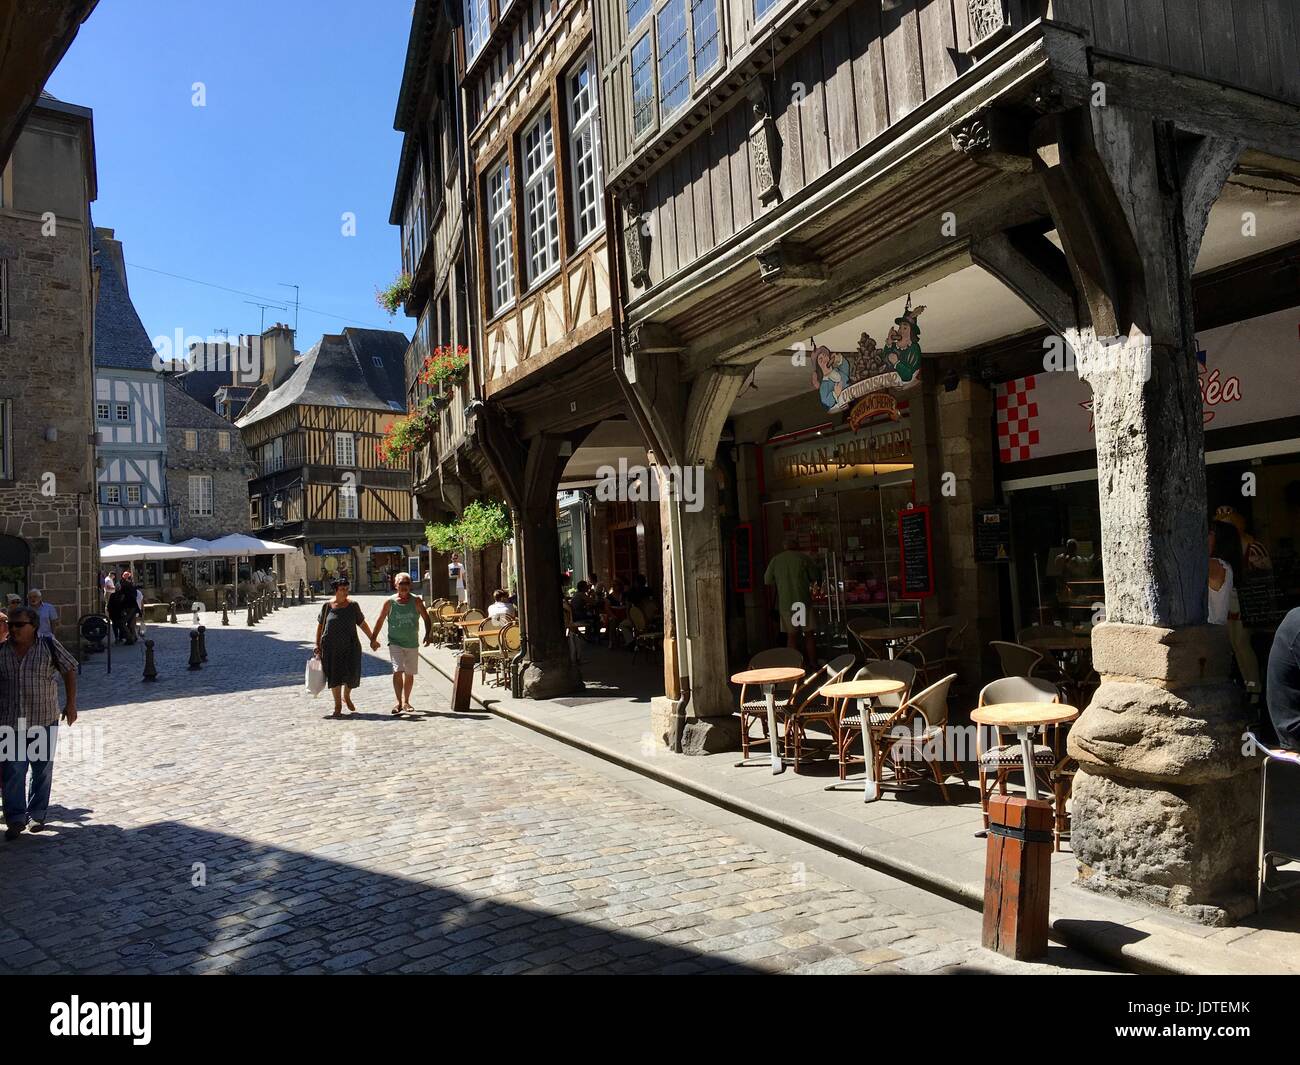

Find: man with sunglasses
[0,606,78,840]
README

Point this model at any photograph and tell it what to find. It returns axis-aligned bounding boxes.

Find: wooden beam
[1179,135,1243,272]
[970,229,1078,337]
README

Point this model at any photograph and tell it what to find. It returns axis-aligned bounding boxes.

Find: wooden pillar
[967,102,1255,921]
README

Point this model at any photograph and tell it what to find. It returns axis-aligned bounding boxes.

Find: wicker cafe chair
[738,648,805,761]
[785,654,856,772]
[976,676,1068,844]
[434,602,461,644]
[464,616,504,659]
[990,640,1044,679]
[448,606,484,647]
[846,618,891,662]
[834,658,917,782]
[627,604,663,660]
[882,673,962,802]
[480,623,520,687]
[897,625,953,686]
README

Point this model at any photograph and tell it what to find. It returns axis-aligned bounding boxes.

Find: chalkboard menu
[1238,570,1286,628]
[732,523,755,593]
[898,505,934,599]
[974,506,1012,563]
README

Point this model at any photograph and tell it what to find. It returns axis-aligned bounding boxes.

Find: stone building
[0,92,99,646]
[163,380,255,542]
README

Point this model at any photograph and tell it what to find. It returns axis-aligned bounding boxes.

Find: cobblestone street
[0,597,1108,975]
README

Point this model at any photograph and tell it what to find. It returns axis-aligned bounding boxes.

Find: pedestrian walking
[0,606,78,840]
[764,536,822,666]
[26,589,59,638]
[313,577,376,718]
[370,573,432,715]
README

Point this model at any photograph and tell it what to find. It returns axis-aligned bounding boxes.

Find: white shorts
[389,646,420,674]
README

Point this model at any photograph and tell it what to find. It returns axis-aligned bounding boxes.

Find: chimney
[94,226,129,294]
[260,322,298,389]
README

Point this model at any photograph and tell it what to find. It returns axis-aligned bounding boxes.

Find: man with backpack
[0,606,78,840]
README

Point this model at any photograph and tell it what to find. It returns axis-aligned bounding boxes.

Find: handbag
[305,654,326,697]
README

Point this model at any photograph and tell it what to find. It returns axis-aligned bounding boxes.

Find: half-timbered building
[92,226,170,544]
[594,0,1300,919]
[237,326,426,591]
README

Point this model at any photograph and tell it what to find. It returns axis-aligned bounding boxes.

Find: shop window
[567,54,604,248]
[521,109,560,286]
[1007,480,1105,632]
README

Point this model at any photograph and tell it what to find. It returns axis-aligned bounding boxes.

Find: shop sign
[770,423,912,489]
[314,545,351,556]
[996,308,1300,463]
[812,300,925,415]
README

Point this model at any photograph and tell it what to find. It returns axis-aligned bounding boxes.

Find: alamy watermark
[594,458,705,513]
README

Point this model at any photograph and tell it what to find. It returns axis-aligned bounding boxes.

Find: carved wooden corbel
[967,0,1015,58]
[626,321,683,355]
[621,184,651,289]
[949,107,1033,173]
[755,241,827,287]
[747,77,783,207]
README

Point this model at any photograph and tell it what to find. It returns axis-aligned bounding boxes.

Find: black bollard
[143,639,159,682]
[298,579,305,604]
[221,603,229,626]
[187,629,202,670]
[247,601,255,626]
[168,600,178,624]
[197,624,208,662]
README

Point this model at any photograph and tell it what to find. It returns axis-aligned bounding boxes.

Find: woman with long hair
[314,577,376,718]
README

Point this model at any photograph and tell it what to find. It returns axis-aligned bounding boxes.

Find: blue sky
[46,0,412,356]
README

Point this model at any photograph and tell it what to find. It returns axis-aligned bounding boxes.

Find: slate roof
[92,228,159,371]
[163,378,239,430]
[236,327,410,428]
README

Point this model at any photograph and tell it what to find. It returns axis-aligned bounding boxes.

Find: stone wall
[0,112,98,650]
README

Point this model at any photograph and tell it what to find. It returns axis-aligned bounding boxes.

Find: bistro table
[970,702,1079,800]
[730,666,806,774]
[1021,634,1092,654]
[856,625,923,660]
[819,678,907,802]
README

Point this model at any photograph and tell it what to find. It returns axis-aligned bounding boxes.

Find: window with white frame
[692,0,721,74]
[96,401,110,421]
[334,432,355,467]
[521,110,560,285]
[104,485,121,505]
[465,0,490,61]
[657,0,690,116]
[627,0,652,31]
[338,483,358,520]
[754,0,779,19]
[184,430,198,451]
[568,54,604,246]
[217,431,231,452]
[115,402,130,421]
[126,484,142,504]
[486,159,514,313]
[188,475,213,516]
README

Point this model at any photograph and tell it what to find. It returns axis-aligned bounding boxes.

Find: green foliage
[425,499,512,554]
[376,272,412,316]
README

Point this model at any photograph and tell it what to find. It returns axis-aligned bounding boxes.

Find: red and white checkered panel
[995,376,1041,463]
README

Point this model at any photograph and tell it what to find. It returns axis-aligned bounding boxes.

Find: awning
[100,537,200,562]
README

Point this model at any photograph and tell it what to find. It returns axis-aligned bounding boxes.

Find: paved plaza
[0,596,1108,974]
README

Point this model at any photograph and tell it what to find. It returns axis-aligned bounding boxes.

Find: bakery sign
[770,421,913,489]
[996,308,1300,463]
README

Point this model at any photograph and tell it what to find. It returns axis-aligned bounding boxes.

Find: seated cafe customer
[1267,605,1300,751]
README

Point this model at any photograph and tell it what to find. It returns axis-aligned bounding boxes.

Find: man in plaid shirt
[0,606,78,840]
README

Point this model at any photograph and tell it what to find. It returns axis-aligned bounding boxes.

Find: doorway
[0,534,30,602]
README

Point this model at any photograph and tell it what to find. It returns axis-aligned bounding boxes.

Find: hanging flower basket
[419,344,470,392]
[376,272,413,317]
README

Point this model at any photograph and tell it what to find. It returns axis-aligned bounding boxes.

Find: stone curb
[417,648,1280,977]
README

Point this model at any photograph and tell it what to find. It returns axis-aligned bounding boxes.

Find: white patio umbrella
[100,536,200,562]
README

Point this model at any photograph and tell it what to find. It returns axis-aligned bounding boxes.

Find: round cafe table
[856,625,922,660]
[970,703,1079,801]
[730,666,806,774]
[819,678,906,802]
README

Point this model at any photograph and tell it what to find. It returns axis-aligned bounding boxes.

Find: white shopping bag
[305,654,326,697]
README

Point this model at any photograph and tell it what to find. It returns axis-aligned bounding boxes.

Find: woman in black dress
[313,577,376,718]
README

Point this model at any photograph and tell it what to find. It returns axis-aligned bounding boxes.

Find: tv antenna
[278,283,300,336]
[244,300,287,334]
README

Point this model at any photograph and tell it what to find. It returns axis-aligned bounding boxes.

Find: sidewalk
[420,642,1300,975]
